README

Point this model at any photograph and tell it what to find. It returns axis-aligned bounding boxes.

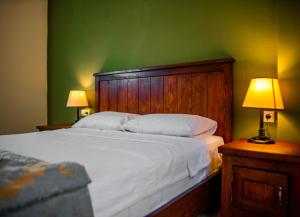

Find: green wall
[48,0,282,140]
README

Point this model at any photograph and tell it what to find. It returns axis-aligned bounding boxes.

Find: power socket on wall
[263,111,275,123]
[81,108,91,117]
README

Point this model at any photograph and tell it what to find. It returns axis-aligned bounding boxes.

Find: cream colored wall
[0,0,47,134]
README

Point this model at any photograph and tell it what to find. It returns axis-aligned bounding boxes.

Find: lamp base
[247,136,275,144]
[76,107,80,123]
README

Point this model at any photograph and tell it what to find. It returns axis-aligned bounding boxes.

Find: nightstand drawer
[232,166,288,217]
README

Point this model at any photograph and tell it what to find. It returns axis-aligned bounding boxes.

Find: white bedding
[0,128,223,217]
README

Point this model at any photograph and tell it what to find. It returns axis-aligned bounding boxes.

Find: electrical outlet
[263,111,275,123]
[81,108,91,117]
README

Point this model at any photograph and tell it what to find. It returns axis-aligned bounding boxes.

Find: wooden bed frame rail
[147,170,222,217]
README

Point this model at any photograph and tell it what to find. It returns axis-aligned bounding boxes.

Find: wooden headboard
[94,58,235,143]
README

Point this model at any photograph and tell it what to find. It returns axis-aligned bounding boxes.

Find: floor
[198,210,220,217]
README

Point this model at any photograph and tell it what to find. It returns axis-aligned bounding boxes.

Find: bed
[95,57,234,216]
[0,58,234,217]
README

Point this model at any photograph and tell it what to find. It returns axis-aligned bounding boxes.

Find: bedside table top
[219,138,300,164]
[36,124,72,131]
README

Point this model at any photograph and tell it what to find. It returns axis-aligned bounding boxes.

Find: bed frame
[94,58,234,216]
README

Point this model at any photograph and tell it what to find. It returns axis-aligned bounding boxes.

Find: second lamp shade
[242,78,284,110]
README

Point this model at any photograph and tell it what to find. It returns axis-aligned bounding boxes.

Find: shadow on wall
[277,0,300,143]
[277,78,300,143]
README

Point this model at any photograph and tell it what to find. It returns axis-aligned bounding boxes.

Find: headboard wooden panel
[94,58,235,143]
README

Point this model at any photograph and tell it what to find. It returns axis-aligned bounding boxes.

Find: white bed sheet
[0,128,223,217]
[113,135,223,217]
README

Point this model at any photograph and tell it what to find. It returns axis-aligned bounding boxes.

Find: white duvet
[0,128,222,217]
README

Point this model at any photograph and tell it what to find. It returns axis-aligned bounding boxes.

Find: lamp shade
[242,78,284,109]
[66,90,89,107]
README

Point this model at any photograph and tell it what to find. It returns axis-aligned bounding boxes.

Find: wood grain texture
[151,76,164,113]
[148,170,221,217]
[208,72,225,140]
[117,79,128,112]
[219,139,300,164]
[219,140,300,217]
[138,77,151,114]
[220,155,232,217]
[36,124,71,131]
[95,77,100,112]
[221,63,233,143]
[127,79,139,113]
[177,74,192,113]
[99,80,109,111]
[232,167,288,217]
[191,73,208,116]
[164,75,178,113]
[95,58,234,142]
[108,80,117,111]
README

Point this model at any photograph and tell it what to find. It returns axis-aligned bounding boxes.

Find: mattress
[0,128,223,217]
[113,159,221,217]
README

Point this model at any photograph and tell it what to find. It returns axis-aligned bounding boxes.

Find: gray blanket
[0,150,92,216]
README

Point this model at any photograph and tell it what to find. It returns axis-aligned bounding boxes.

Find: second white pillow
[122,113,217,137]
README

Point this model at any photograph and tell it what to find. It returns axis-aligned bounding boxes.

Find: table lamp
[66,90,89,122]
[242,78,284,144]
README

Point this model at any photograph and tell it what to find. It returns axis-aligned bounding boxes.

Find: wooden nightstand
[218,139,300,217]
[36,124,72,131]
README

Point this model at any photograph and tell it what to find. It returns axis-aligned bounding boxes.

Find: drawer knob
[278,186,283,206]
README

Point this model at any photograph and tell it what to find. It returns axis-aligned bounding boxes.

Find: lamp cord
[265,123,271,139]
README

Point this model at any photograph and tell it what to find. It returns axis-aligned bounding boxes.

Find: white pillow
[72,111,139,131]
[122,114,217,137]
